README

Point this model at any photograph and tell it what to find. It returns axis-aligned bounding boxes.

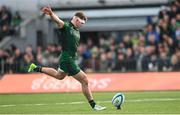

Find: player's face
[75,17,85,28]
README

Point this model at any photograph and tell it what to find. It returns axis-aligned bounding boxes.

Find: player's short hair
[74,11,87,22]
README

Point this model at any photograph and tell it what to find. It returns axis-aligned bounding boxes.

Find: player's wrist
[49,12,54,16]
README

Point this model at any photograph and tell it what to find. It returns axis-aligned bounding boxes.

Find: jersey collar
[70,21,79,31]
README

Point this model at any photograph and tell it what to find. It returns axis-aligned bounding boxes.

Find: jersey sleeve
[60,21,68,31]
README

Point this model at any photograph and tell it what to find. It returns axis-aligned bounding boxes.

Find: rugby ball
[112,93,125,109]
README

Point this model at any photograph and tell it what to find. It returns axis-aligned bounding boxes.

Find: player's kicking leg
[73,70,106,110]
[28,63,67,80]
[28,63,106,110]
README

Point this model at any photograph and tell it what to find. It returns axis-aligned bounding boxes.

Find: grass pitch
[0,91,180,114]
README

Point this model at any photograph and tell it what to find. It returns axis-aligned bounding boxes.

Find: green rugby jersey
[60,21,80,58]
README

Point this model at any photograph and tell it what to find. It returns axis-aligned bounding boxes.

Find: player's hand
[41,6,53,16]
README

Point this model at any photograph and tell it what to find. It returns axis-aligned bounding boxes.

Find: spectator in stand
[0,48,6,74]
[148,54,158,72]
[170,54,180,71]
[158,51,171,71]
[175,13,180,38]
[12,11,22,27]
[0,5,22,41]
[114,52,126,72]
[176,26,180,42]
[144,24,160,43]
[136,46,145,71]
[0,5,12,39]
[158,5,170,20]
[131,32,140,46]
[141,46,155,71]
[170,18,177,40]
[122,34,133,49]
[124,48,136,71]
[106,51,116,72]
[87,46,99,72]
[22,53,33,73]
[13,48,23,73]
[99,52,109,72]
[169,1,178,20]
[12,11,23,35]
[4,49,14,73]
[146,34,158,54]
[25,45,35,60]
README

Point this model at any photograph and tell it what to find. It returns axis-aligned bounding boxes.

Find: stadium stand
[0,5,23,42]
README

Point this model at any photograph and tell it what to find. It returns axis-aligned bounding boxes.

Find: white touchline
[1,98,180,108]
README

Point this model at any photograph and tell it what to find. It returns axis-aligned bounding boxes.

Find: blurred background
[0,0,180,76]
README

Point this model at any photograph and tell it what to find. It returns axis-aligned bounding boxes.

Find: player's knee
[58,76,64,80]
[56,73,65,80]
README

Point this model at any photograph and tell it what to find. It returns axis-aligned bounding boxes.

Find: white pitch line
[1,98,180,108]
[1,105,16,107]
[126,98,180,102]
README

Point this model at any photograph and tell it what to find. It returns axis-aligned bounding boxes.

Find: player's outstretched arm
[41,6,64,28]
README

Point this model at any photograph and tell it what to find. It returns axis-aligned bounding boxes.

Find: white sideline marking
[1,98,180,108]
[126,98,180,102]
[1,105,16,107]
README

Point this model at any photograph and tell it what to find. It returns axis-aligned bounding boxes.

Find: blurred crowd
[0,0,180,74]
[0,5,22,41]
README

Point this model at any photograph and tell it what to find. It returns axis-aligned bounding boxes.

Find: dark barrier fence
[1,57,180,74]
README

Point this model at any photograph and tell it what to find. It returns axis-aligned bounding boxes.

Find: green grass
[1,91,180,114]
